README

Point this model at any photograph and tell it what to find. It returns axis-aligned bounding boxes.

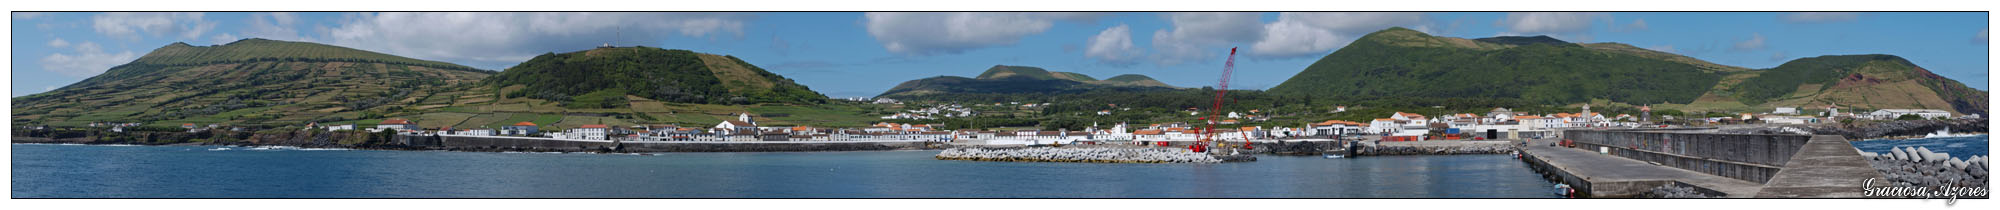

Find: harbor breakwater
[934,147,1241,163]
[1214,140,1516,156]
[1358,142,1519,156]
[1859,146,1989,193]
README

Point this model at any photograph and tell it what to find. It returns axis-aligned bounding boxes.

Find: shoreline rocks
[935,147,1226,163]
[1642,184,1718,198]
[1862,146,1988,193]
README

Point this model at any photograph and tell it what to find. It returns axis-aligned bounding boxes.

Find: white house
[715,113,759,135]
[1370,118,1400,135]
[327,124,356,131]
[376,118,419,131]
[1870,109,1951,119]
[1774,107,1800,115]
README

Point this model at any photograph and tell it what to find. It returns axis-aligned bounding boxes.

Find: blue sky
[10,12,1990,98]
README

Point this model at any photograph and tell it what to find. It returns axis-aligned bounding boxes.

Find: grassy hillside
[13,40,886,130]
[485,46,826,106]
[12,39,492,127]
[1101,74,1175,88]
[1728,54,1987,115]
[1267,27,1723,105]
[1579,43,1751,73]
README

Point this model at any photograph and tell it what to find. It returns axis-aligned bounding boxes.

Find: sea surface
[1850,135,1989,159]
[12,144,1557,198]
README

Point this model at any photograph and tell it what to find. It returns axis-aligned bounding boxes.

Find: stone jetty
[1860,146,1988,191]
[1358,140,1519,156]
[935,147,1226,163]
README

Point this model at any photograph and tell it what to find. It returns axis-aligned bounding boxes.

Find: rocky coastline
[1719,119,1987,140]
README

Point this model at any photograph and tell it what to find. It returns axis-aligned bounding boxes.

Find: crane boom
[1196,47,1239,152]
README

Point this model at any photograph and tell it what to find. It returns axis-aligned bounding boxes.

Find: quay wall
[1563,129,1813,183]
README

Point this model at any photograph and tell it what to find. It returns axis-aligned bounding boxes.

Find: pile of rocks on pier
[935,147,1222,163]
[1642,184,1718,198]
[1859,146,1988,189]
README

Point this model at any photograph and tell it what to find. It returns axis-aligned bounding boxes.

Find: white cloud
[1495,12,1606,40]
[1497,12,1606,34]
[1250,19,1344,57]
[91,12,214,40]
[1734,33,1766,51]
[1619,18,1649,32]
[1779,12,1861,23]
[863,12,1101,55]
[1248,12,1427,58]
[47,38,70,48]
[239,12,306,42]
[1084,24,1140,65]
[41,41,138,77]
[1978,28,1989,44]
[1151,12,1265,65]
[326,12,752,68]
[14,12,48,20]
[211,33,240,44]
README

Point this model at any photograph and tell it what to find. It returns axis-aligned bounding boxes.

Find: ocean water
[12,144,1557,198]
[1850,135,1990,159]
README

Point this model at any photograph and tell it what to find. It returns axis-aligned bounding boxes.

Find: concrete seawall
[1528,129,1887,198]
[1564,129,1810,183]
[420,135,933,153]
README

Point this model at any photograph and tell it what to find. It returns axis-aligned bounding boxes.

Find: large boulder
[1890,147,1910,161]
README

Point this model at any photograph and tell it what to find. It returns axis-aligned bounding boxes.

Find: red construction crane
[1193,47,1243,153]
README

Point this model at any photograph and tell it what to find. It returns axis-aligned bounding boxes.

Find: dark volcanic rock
[1814,119,1987,140]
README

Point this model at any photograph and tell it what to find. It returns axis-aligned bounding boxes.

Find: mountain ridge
[877,65,1178,99]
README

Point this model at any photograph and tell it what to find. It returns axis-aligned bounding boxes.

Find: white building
[327,124,356,131]
[1870,109,1951,119]
[1773,107,1800,115]
[461,129,495,136]
[376,118,418,131]
[570,124,609,140]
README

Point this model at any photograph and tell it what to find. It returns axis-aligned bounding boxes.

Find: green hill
[485,46,826,107]
[1267,27,1724,105]
[1726,54,1986,115]
[12,38,493,127]
[878,65,1178,100]
[1101,74,1175,88]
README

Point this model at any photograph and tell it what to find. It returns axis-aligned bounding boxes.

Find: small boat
[1323,154,1345,159]
[1554,184,1574,198]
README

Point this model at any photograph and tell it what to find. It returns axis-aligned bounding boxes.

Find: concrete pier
[1522,139,1763,198]
[1522,129,1887,198]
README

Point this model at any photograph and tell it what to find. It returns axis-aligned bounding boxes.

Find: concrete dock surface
[1524,138,1764,198]
[1755,135,1888,197]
